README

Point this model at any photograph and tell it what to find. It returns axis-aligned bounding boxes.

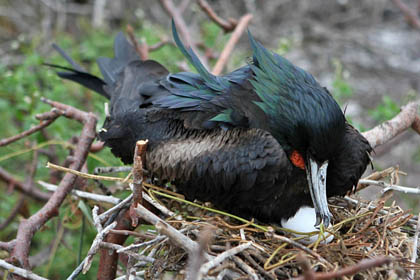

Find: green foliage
[331,59,353,105]
[0,19,245,278]
[369,96,400,122]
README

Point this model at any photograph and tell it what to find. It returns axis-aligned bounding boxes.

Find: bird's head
[249,32,346,227]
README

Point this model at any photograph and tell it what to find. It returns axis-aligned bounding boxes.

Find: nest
[47,163,420,279]
[135,186,419,279]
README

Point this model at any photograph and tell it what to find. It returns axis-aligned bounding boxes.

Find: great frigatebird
[48,22,372,227]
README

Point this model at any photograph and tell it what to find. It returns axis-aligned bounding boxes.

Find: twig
[410,212,420,279]
[198,242,253,278]
[0,168,50,201]
[232,256,259,280]
[11,100,97,269]
[391,0,420,29]
[83,221,117,273]
[212,14,253,75]
[98,194,133,223]
[0,109,61,147]
[0,195,25,230]
[197,0,237,32]
[293,256,392,280]
[186,226,215,280]
[358,179,420,194]
[297,253,316,280]
[129,140,148,227]
[99,242,155,263]
[0,259,48,280]
[362,101,419,149]
[270,233,334,269]
[38,180,121,204]
[159,0,193,48]
[126,24,148,60]
[135,204,204,256]
[0,240,16,252]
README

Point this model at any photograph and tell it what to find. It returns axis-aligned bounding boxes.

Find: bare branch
[391,0,420,29]
[198,242,253,278]
[38,180,121,204]
[293,256,392,280]
[410,212,420,279]
[0,259,48,280]
[362,101,419,149]
[212,14,253,75]
[358,179,420,195]
[11,100,97,269]
[0,109,60,147]
[129,140,148,227]
[197,0,237,32]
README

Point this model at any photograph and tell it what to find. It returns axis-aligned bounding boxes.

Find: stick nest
[132,184,420,279]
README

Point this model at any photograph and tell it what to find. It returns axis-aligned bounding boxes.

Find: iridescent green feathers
[158,22,345,154]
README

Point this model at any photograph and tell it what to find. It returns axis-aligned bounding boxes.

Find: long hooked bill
[305,156,331,227]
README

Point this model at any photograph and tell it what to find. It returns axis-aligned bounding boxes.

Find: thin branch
[0,259,48,280]
[293,256,392,280]
[358,179,420,194]
[198,242,253,278]
[38,180,121,204]
[391,0,420,29]
[0,167,50,202]
[129,140,148,227]
[0,240,16,252]
[212,14,253,75]
[159,0,193,47]
[197,0,237,32]
[11,100,97,269]
[99,242,155,263]
[0,109,60,147]
[83,221,117,273]
[362,101,419,149]
[270,233,334,270]
[410,212,420,279]
[135,204,204,256]
[0,195,25,230]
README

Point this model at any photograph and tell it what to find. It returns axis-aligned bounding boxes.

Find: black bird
[48,23,372,227]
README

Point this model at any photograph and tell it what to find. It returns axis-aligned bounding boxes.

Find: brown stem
[362,101,419,149]
[293,256,392,280]
[0,109,60,147]
[0,240,16,252]
[10,100,97,270]
[129,140,148,227]
[197,0,237,32]
[212,14,253,75]
[0,168,50,202]
[0,195,25,230]
[391,0,420,29]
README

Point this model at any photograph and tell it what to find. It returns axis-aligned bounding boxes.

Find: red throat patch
[290,150,305,170]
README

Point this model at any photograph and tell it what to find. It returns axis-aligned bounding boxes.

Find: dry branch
[0,168,50,202]
[410,213,420,279]
[391,0,420,29]
[212,14,253,75]
[293,255,392,280]
[0,259,48,280]
[135,204,203,256]
[129,140,148,227]
[10,99,97,270]
[359,179,420,195]
[0,109,61,147]
[197,0,237,32]
[362,101,419,149]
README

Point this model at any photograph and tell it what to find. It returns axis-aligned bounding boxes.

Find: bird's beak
[305,156,330,227]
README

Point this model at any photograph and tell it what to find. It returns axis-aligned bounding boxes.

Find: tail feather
[44,63,109,99]
[52,43,85,72]
[97,32,140,85]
